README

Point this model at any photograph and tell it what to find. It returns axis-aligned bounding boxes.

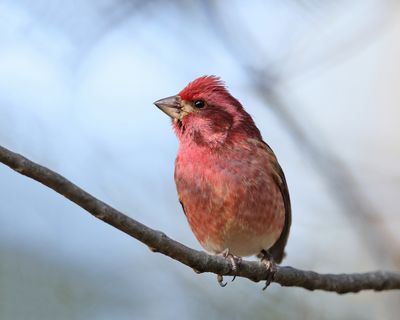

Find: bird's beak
[154,95,182,119]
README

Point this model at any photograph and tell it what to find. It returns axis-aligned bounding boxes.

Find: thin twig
[0,144,399,293]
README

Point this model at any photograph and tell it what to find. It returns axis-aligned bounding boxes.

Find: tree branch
[0,144,399,294]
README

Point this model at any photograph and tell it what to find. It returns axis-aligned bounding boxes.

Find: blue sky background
[0,1,399,319]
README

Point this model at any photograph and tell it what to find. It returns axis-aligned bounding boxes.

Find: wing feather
[260,141,291,263]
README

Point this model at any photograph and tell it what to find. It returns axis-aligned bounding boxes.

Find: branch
[0,144,399,294]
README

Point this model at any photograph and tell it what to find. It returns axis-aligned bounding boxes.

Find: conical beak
[154,95,182,119]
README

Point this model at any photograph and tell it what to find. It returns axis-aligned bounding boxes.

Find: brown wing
[261,141,291,263]
[179,199,187,217]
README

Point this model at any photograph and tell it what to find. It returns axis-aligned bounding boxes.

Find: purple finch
[154,76,291,287]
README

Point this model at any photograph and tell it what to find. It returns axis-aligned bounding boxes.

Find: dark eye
[194,100,205,108]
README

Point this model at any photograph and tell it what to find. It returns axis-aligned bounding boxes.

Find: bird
[154,76,291,288]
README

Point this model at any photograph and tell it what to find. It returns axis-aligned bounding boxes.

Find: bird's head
[154,76,261,147]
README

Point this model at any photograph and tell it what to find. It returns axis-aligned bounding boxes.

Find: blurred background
[0,0,399,319]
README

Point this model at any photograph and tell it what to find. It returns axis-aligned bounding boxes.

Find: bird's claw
[216,248,242,287]
[217,274,227,287]
[259,250,277,290]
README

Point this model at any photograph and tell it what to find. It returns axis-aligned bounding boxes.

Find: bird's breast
[174,144,285,257]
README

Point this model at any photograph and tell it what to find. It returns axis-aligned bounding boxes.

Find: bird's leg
[221,248,242,273]
[216,248,242,287]
[257,250,277,290]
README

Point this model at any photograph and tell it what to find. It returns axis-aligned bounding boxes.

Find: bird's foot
[258,250,277,290]
[216,248,242,287]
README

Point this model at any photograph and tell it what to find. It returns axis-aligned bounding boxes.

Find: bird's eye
[194,100,205,109]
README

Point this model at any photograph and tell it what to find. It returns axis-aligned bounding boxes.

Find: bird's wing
[179,199,187,217]
[260,141,292,263]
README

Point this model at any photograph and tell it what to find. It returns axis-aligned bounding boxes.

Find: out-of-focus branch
[202,0,400,266]
[1,145,400,293]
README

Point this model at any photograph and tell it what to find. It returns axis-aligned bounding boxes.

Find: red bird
[154,76,291,287]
